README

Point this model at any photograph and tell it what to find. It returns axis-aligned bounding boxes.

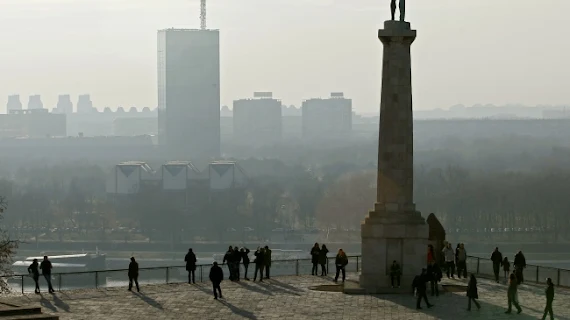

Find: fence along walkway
[5,254,569,294]
[3,256,362,294]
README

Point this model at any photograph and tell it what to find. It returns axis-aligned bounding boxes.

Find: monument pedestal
[359,203,428,293]
[357,20,428,294]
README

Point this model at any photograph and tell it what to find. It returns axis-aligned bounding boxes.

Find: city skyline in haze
[1,0,569,113]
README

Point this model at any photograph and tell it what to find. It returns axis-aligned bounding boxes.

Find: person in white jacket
[442,243,456,279]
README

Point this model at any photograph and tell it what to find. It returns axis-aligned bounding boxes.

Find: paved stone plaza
[1,273,568,319]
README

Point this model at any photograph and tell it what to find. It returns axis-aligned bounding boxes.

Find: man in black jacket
[232,246,241,281]
[414,269,434,310]
[40,256,54,293]
[514,251,526,284]
[209,262,224,300]
[128,257,140,292]
[222,246,235,281]
[185,248,197,284]
[491,247,503,283]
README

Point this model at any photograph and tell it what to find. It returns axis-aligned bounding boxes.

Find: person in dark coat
[334,249,348,283]
[503,257,511,282]
[505,273,522,314]
[128,257,140,292]
[390,260,401,288]
[233,246,242,281]
[428,262,442,296]
[263,246,272,279]
[222,246,235,281]
[253,247,265,282]
[467,274,481,311]
[310,243,320,276]
[413,268,434,310]
[40,256,54,293]
[542,278,554,320]
[184,248,197,284]
[240,248,251,280]
[491,247,503,283]
[209,262,224,300]
[318,244,329,276]
[28,259,40,294]
[514,251,526,284]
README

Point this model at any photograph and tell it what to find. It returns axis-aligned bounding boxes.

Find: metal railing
[2,255,361,294]
[466,255,570,286]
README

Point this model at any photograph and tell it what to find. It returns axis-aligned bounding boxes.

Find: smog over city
[0,0,569,307]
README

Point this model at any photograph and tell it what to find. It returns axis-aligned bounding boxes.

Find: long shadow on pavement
[52,294,70,312]
[218,299,257,320]
[257,281,301,296]
[133,292,163,310]
[266,279,304,293]
[39,295,56,313]
[235,281,273,296]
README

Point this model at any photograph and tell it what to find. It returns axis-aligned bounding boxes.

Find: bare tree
[0,196,19,293]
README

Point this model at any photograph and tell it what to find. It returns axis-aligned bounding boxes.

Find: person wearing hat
[541,278,554,320]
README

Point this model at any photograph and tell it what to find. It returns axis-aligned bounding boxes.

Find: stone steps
[0,306,58,320]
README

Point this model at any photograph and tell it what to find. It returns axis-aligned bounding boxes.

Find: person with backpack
[466,274,481,311]
[413,268,434,310]
[28,259,40,294]
[334,249,348,283]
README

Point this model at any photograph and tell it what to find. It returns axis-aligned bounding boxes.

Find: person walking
[541,278,554,320]
[514,251,526,284]
[128,257,140,292]
[253,247,265,282]
[209,262,224,300]
[240,248,251,280]
[442,243,455,279]
[184,248,197,284]
[466,274,481,311]
[310,243,320,276]
[28,259,40,294]
[40,256,54,293]
[222,246,235,281]
[427,262,441,297]
[263,246,272,279]
[414,268,434,310]
[491,247,503,283]
[334,249,348,283]
[390,260,401,288]
[318,244,329,276]
[505,273,522,314]
[502,257,511,282]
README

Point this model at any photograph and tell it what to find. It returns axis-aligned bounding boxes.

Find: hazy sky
[1,0,569,114]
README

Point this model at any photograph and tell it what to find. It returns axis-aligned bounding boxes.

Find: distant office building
[0,109,66,137]
[302,92,352,140]
[233,92,282,146]
[77,94,94,113]
[54,94,73,114]
[157,28,220,158]
[6,95,22,113]
[27,95,43,110]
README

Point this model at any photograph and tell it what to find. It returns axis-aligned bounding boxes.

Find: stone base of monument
[356,203,428,294]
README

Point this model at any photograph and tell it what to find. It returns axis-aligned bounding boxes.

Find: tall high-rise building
[157,28,220,158]
[27,95,44,110]
[77,94,94,113]
[54,94,73,114]
[302,92,352,140]
[233,92,282,147]
[6,95,22,113]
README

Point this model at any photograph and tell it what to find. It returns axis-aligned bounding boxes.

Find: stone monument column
[359,20,428,293]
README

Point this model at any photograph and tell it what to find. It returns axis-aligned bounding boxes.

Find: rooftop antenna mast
[200,0,207,30]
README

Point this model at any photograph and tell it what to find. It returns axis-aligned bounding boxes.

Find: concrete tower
[359,20,428,293]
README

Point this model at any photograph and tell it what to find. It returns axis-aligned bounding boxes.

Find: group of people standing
[491,248,527,285]
[222,245,272,282]
[441,242,468,279]
[310,244,348,283]
[27,255,55,294]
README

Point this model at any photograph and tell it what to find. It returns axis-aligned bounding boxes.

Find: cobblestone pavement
[1,273,568,320]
